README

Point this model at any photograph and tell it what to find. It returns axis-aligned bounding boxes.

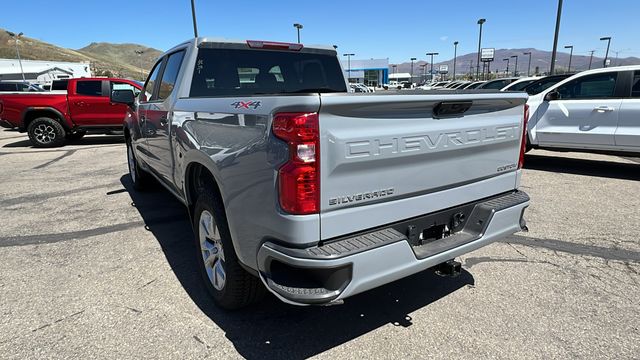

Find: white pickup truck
[111,38,531,309]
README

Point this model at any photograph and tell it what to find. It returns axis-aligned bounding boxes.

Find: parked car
[476,77,519,90]
[0,81,45,92]
[112,37,530,310]
[0,78,141,147]
[522,74,574,95]
[526,65,640,155]
[501,77,539,91]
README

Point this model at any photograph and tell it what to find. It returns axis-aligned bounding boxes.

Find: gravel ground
[0,129,638,359]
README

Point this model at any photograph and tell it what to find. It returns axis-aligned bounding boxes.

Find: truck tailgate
[318,92,528,239]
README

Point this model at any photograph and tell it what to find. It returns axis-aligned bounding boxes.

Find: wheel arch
[21,107,70,132]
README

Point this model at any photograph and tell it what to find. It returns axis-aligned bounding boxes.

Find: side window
[557,72,618,100]
[76,81,103,96]
[157,50,186,100]
[112,82,141,97]
[0,83,17,91]
[632,71,640,98]
[143,60,163,102]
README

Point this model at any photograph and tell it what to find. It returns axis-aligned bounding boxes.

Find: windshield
[524,75,572,95]
[505,79,536,91]
[190,48,347,97]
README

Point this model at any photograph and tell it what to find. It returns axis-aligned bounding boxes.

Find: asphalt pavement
[0,129,638,359]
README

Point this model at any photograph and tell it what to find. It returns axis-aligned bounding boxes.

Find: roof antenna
[190,0,199,38]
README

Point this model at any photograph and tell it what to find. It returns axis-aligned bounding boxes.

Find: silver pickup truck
[111,38,530,309]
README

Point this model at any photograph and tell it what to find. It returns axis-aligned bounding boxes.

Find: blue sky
[2,0,638,63]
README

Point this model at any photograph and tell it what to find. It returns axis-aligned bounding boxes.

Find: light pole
[563,45,573,73]
[332,45,338,50]
[453,41,459,80]
[600,36,611,67]
[550,0,563,74]
[343,53,354,83]
[190,0,199,37]
[426,52,438,82]
[588,50,595,69]
[503,58,510,76]
[523,51,532,76]
[6,31,26,82]
[410,57,416,85]
[293,23,303,43]
[476,18,486,81]
[135,50,144,80]
[510,55,519,76]
[420,64,427,82]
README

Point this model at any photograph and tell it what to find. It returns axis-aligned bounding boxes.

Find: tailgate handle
[433,101,472,118]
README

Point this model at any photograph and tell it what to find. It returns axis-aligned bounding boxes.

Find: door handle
[594,106,614,112]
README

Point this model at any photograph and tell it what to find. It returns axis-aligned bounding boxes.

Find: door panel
[616,99,640,149]
[536,71,621,147]
[136,58,165,165]
[144,50,186,185]
[68,80,111,126]
[536,99,621,146]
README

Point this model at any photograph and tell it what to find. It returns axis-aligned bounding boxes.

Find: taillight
[518,104,529,169]
[273,112,319,214]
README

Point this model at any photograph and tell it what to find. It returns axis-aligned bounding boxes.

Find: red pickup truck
[0,78,142,147]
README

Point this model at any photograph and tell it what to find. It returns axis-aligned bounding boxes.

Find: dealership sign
[438,65,449,74]
[481,48,495,62]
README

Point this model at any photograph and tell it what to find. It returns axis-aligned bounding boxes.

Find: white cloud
[440,36,448,41]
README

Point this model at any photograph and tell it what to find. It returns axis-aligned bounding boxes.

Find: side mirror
[544,90,560,102]
[111,89,135,106]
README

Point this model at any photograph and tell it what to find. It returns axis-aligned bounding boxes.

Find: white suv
[527,65,640,155]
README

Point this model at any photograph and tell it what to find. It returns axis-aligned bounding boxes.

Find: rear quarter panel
[0,93,70,128]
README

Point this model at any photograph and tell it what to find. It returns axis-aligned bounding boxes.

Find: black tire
[27,117,66,148]
[193,188,265,310]
[126,137,152,190]
[66,130,87,141]
[525,134,532,153]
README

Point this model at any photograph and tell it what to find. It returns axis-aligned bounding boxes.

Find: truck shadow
[524,153,640,181]
[3,135,124,148]
[120,175,475,360]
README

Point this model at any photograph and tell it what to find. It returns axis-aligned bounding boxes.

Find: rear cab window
[190,47,347,97]
[76,80,103,96]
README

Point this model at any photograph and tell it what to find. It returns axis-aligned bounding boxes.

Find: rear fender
[20,107,72,132]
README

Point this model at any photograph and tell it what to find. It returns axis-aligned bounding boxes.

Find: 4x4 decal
[231,100,262,109]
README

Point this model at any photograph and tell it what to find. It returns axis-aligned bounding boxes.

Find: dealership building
[0,59,92,84]
[339,58,389,86]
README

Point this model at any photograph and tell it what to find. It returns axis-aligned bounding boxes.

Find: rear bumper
[257,190,529,306]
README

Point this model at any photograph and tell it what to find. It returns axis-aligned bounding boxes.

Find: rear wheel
[27,117,66,148]
[193,188,265,310]
[126,137,151,190]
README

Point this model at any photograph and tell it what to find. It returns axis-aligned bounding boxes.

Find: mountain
[0,29,162,79]
[78,42,162,79]
[391,48,640,78]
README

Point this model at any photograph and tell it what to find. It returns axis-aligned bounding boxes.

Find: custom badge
[231,100,262,109]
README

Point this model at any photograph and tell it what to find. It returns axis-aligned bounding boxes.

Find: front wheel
[193,189,265,310]
[27,117,66,148]
[126,138,151,190]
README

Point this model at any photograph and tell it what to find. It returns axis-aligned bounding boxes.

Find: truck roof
[162,37,337,58]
